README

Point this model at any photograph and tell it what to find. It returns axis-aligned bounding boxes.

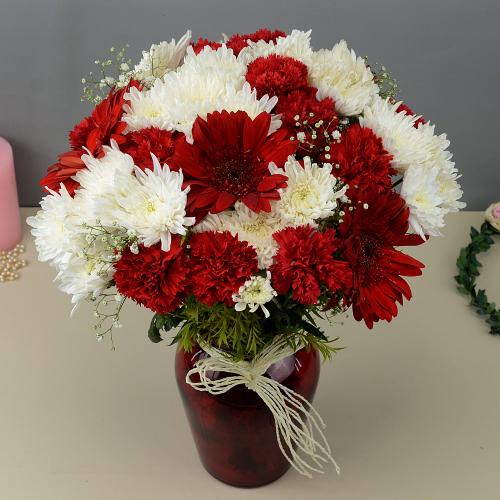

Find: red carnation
[275,88,338,163]
[227,29,286,56]
[114,237,189,314]
[271,226,352,305]
[328,123,395,191]
[171,110,296,218]
[246,55,309,98]
[122,127,178,171]
[396,102,425,128]
[40,82,139,195]
[189,231,258,307]
[191,38,222,54]
[337,186,425,328]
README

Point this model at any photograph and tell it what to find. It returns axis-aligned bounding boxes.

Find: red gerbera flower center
[210,147,255,196]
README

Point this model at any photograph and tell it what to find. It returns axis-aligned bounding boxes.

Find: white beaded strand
[0,244,28,283]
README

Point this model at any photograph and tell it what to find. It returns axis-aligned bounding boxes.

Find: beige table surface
[1,209,499,500]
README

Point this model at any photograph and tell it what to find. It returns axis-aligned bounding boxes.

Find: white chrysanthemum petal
[57,252,113,315]
[240,29,313,65]
[309,40,379,116]
[122,83,174,132]
[113,154,194,251]
[272,156,346,227]
[75,143,138,226]
[133,30,191,84]
[193,202,283,269]
[232,272,277,317]
[27,185,84,268]
[181,44,246,87]
[360,98,439,173]
[401,164,466,238]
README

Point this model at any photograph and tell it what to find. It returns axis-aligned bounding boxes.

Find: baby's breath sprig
[89,291,127,349]
[81,45,133,104]
[370,61,398,100]
[290,112,351,162]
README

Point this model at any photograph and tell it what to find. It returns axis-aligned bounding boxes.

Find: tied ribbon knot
[185,336,340,478]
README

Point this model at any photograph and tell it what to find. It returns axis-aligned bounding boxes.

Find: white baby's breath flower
[133,31,191,85]
[309,40,378,116]
[113,154,195,251]
[232,272,277,318]
[272,156,346,227]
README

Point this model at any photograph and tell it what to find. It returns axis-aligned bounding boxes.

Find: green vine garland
[455,221,500,335]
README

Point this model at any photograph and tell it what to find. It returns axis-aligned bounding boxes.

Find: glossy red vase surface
[175,345,320,488]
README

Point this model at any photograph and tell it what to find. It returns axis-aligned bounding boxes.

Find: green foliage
[148,294,344,361]
[455,221,500,335]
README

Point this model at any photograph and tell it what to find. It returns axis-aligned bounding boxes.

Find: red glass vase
[175,345,320,488]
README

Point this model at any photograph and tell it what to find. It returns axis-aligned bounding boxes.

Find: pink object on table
[0,137,22,251]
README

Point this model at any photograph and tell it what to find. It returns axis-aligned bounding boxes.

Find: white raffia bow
[185,336,340,478]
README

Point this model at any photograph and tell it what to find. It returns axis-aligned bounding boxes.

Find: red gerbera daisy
[246,54,309,98]
[40,151,87,196]
[227,28,286,56]
[171,110,296,218]
[275,87,338,163]
[328,123,395,191]
[189,231,258,307]
[271,226,352,305]
[337,186,425,328]
[191,37,222,54]
[396,102,425,128]
[122,127,179,171]
[40,82,139,195]
[114,237,189,314]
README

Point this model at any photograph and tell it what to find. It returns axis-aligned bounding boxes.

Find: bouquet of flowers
[29,28,465,481]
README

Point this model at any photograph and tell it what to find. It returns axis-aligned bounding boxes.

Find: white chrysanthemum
[437,168,466,213]
[113,154,195,251]
[240,29,313,65]
[232,272,277,318]
[122,82,173,132]
[193,202,283,269]
[153,72,280,141]
[272,156,346,227]
[401,164,465,238]
[360,98,435,173]
[401,165,445,238]
[180,45,246,87]
[133,31,191,85]
[57,252,113,315]
[309,40,379,116]
[75,142,138,226]
[27,185,84,269]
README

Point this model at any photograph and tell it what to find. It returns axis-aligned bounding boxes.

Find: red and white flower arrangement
[29,28,465,344]
[29,27,465,477]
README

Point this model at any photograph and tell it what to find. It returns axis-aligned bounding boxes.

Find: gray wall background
[0,0,498,208]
